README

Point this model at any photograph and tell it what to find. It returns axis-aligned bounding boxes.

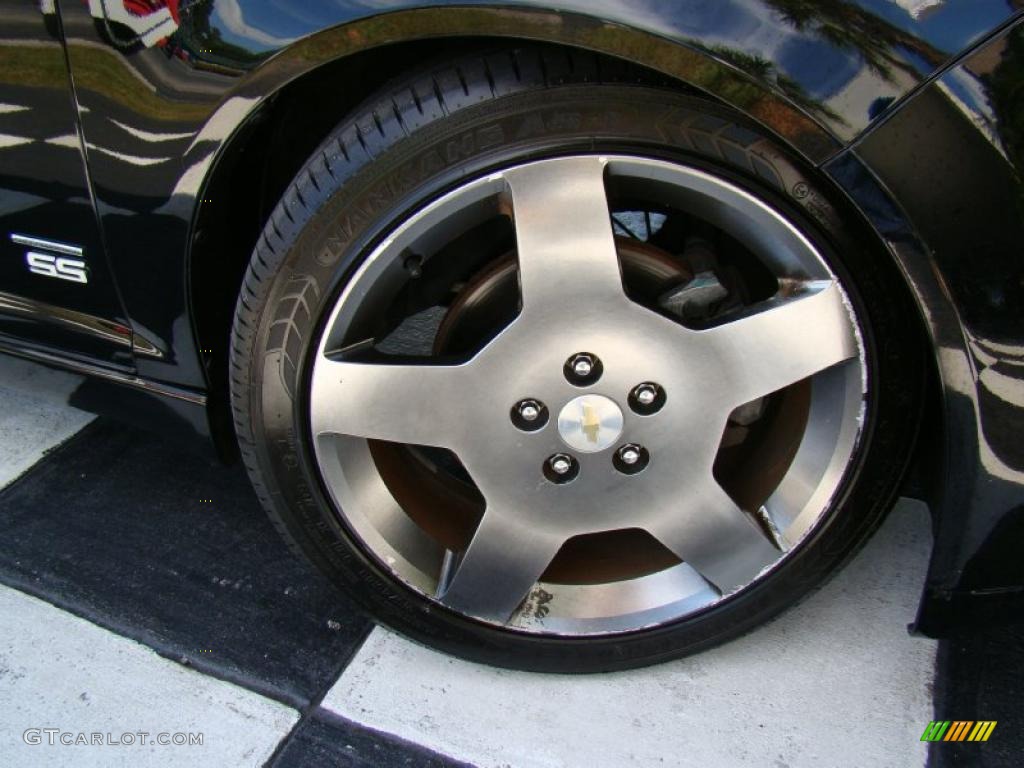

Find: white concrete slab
[0,357,94,488]
[324,500,936,768]
[0,585,298,767]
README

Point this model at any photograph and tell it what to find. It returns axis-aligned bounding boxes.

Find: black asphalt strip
[0,419,369,708]
[269,709,472,768]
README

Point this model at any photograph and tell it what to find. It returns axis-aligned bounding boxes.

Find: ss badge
[11,234,89,285]
[26,251,89,284]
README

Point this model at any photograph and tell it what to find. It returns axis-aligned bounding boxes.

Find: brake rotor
[434,237,692,357]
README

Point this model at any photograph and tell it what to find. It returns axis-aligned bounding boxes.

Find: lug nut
[511,399,548,431]
[629,382,665,414]
[619,446,641,465]
[551,456,572,474]
[564,353,603,386]
[544,453,579,484]
[614,444,649,474]
[635,385,657,406]
[519,402,540,421]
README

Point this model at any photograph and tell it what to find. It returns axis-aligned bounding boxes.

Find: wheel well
[189,38,682,455]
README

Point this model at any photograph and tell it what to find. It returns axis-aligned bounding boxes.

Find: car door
[0,0,135,368]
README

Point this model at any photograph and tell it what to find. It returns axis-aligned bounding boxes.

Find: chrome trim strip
[0,290,164,359]
[10,233,84,257]
[129,333,165,359]
[0,340,206,405]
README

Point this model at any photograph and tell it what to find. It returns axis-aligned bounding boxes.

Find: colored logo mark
[921,721,997,742]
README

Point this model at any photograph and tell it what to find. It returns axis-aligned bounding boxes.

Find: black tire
[229,47,924,672]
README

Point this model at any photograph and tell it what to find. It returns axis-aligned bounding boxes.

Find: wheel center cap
[557,395,624,453]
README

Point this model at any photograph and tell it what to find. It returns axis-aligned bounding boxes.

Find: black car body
[2,0,1023,645]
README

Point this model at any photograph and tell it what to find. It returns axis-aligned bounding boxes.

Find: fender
[826,17,1024,631]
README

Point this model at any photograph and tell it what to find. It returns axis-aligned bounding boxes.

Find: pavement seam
[262,622,376,767]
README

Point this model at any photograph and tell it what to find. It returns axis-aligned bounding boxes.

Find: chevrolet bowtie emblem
[557,395,624,453]
[581,403,601,443]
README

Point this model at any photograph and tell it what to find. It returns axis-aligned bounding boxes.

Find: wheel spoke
[438,511,564,623]
[309,355,464,447]
[650,481,778,594]
[697,281,858,408]
[503,156,626,312]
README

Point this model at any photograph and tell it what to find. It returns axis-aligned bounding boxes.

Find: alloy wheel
[308,154,867,635]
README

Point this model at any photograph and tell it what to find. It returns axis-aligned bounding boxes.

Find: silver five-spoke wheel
[308,155,866,635]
